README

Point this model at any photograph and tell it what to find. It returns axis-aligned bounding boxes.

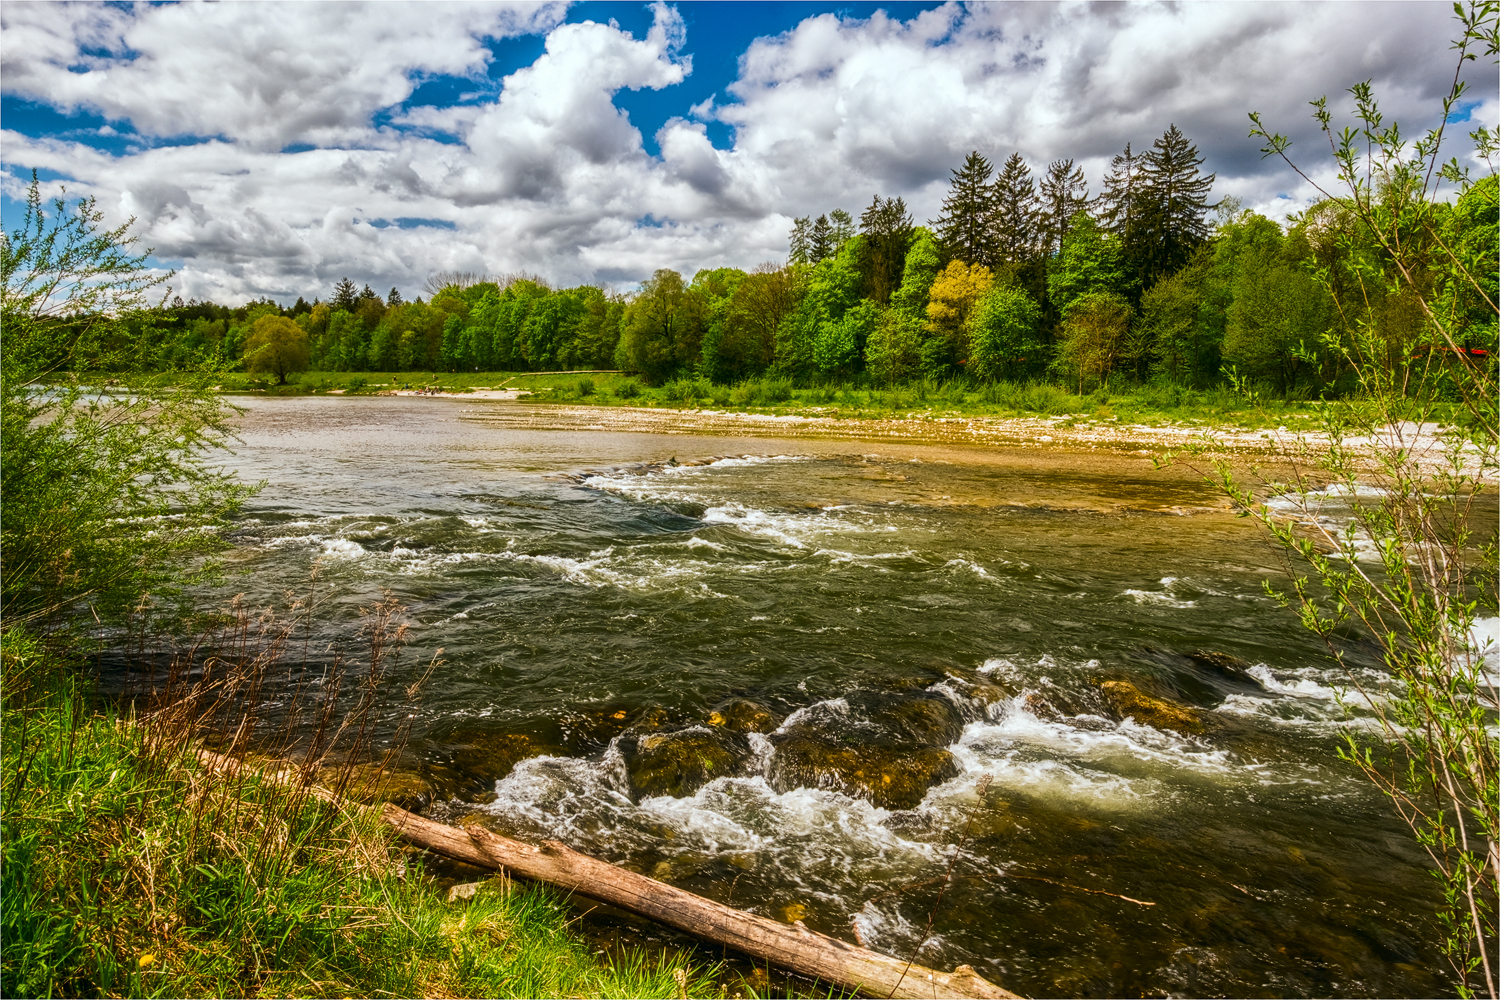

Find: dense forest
[119,125,1497,398]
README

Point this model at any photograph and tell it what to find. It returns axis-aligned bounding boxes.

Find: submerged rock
[1184,649,1255,681]
[1099,680,1203,735]
[443,730,566,796]
[325,762,436,813]
[766,736,959,810]
[707,698,780,734]
[622,727,752,800]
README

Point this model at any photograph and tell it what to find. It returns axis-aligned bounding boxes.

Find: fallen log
[198,749,1019,999]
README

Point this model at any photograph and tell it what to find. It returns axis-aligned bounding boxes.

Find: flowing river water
[182,395,1460,997]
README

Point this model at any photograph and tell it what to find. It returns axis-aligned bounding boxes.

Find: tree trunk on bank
[197,750,1019,999]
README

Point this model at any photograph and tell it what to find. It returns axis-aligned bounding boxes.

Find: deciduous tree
[243,314,310,384]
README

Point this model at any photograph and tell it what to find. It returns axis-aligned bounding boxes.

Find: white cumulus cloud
[1,0,1489,304]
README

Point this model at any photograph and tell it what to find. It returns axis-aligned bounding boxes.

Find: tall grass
[1,600,721,999]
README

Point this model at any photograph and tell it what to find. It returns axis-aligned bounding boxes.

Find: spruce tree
[809,215,834,263]
[387,287,404,308]
[933,150,995,266]
[1135,124,1216,285]
[1039,158,1090,257]
[331,277,359,312]
[988,153,1040,265]
[859,195,915,305]
[1096,143,1138,236]
[828,209,856,249]
[789,216,812,264]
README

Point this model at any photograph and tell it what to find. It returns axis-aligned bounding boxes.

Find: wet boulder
[443,731,566,797]
[708,698,780,734]
[622,727,752,800]
[868,694,966,746]
[1099,680,1203,735]
[766,736,959,810]
[1184,649,1255,681]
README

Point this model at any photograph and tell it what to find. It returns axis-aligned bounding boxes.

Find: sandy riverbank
[378,391,1491,478]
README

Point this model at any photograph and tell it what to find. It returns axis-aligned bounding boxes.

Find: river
[185,395,1451,997]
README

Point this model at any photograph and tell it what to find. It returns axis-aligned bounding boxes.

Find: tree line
[109,122,1496,396]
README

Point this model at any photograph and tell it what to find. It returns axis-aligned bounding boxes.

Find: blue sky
[1,1,1487,304]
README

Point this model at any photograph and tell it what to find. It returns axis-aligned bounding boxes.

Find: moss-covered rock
[1099,680,1203,735]
[871,695,965,746]
[443,731,566,795]
[707,698,779,734]
[622,727,751,800]
[766,736,959,810]
[324,763,436,813]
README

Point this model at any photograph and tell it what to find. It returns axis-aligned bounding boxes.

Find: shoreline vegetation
[1,634,739,1000]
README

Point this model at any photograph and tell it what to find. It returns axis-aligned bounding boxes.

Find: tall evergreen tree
[988,153,1040,265]
[933,151,995,266]
[828,209,856,248]
[331,277,359,312]
[387,287,404,308]
[858,195,915,305]
[1039,158,1090,257]
[789,216,812,264]
[809,215,834,263]
[1096,143,1138,236]
[1135,124,1216,285]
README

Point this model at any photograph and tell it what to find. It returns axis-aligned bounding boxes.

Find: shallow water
[180,396,1451,997]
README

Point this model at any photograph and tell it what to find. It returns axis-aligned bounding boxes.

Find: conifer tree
[988,153,1040,265]
[1096,143,1138,236]
[331,277,359,312]
[828,209,856,249]
[788,216,812,264]
[809,215,834,263]
[387,287,404,308]
[1039,158,1090,257]
[858,195,915,305]
[1135,124,1216,285]
[933,150,995,266]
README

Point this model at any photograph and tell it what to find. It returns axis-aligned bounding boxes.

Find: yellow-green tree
[924,260,993,372]
[243,315,310,384]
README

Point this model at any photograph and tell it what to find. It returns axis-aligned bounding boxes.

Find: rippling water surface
[190,396,1455,997]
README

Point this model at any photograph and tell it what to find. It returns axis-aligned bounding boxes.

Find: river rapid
[184,395,1453,997]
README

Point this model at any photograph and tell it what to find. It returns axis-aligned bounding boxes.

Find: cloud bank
[1,1,1488,304]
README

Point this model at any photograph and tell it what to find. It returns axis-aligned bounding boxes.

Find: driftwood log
[199,750,1019,999]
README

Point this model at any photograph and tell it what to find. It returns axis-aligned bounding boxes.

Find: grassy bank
[0,632,724,999]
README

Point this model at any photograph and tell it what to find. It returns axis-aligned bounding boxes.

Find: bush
[761,377,793,403]
[574,378,595,397]
[614,380,641,399]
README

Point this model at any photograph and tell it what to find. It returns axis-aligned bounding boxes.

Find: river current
[186,396,1457,997]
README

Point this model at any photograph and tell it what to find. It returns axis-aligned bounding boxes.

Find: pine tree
[859,195,915,305]
[1038,158,1090,257]
[387,287,404,308]
[828,209,855,249]
[1135,124,1216,285]
[933,151,995,266]
[789,216,812,264]
[331,277,359,312]
[809,215,834,263]
[989,153,1040,265]
[1096,143,1138,236]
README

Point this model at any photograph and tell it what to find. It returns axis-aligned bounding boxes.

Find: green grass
[0,631,726,999]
